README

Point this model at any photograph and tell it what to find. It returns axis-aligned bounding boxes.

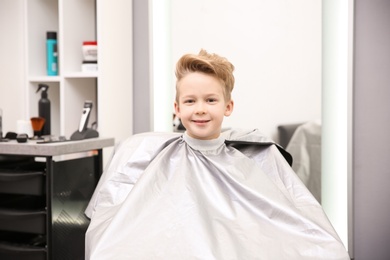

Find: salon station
[1,1,390,259]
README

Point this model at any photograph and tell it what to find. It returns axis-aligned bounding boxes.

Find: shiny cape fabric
[85,129,349,260]
[286,120,322,203]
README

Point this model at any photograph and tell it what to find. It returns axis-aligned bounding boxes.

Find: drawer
[0,231,46,260]
[0,170,45,196]
[0,195,46,234]
[0,209,46,234]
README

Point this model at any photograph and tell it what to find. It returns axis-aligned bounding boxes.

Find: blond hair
[175,49,235,102]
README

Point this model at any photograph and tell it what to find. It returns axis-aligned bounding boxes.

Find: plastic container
[46,32,58,76]
[16,120,34,138]
[81,60,98,72]
[82,41,97,61]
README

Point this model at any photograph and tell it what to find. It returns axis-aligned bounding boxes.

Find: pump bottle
[36,84,51,135]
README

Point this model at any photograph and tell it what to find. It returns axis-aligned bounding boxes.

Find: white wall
[97,0,133,164]
[0,0,26,134]
[167,0,322,141]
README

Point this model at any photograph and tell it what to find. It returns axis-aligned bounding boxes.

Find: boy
[174,49,234,140]
[85,50,349,259]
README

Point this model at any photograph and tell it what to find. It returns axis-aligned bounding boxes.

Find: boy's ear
[224,99,234,117]
[174,101,180,117]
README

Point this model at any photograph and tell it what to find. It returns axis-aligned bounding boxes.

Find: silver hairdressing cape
[85,129,349,260]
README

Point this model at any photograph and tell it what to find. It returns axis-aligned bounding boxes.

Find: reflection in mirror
[285,120,322,202]
[168,0,322,141]
[153,0,321,190]
[153,0,322,200]
[151,0,351,253]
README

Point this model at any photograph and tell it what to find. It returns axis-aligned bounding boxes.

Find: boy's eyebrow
[181,94,195,99]
[203,93,221,98]
[181,93,220,99]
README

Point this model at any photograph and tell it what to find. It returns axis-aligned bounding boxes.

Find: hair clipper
[79,101,93,132]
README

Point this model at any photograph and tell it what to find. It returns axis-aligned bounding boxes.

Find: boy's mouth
[192,119,210,124]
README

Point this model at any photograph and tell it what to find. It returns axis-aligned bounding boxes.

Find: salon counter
[0,137,114,156]
[0,137,114,260]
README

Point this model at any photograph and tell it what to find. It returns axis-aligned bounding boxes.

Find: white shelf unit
[25,0,98,138]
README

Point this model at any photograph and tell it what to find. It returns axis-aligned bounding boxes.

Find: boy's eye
[207,98,217,103]
[184,99,194,104]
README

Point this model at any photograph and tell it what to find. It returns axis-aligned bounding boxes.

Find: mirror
[153,0,322,197]
[149,0,351,254]
[160,0,322,140]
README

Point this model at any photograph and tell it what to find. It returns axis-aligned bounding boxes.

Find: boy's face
[174,72,234,140]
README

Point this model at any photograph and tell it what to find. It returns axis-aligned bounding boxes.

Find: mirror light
[322,0,353,253]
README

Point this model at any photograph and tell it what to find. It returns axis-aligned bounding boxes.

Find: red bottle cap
[83,41,97,46]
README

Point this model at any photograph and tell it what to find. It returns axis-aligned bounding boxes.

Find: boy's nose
[195,102,207,114]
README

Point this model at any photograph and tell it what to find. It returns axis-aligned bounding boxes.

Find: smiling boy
[85,50,350,260]
[174,50,234,140]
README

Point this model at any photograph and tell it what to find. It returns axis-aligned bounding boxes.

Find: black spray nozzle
[37,84,49,98]
[36,84,49,93]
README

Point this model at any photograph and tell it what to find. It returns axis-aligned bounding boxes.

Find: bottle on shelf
[36,84,51,135]
[46,31,58,76]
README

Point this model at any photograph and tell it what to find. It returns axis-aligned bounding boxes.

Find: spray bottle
[36,84,51,135]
